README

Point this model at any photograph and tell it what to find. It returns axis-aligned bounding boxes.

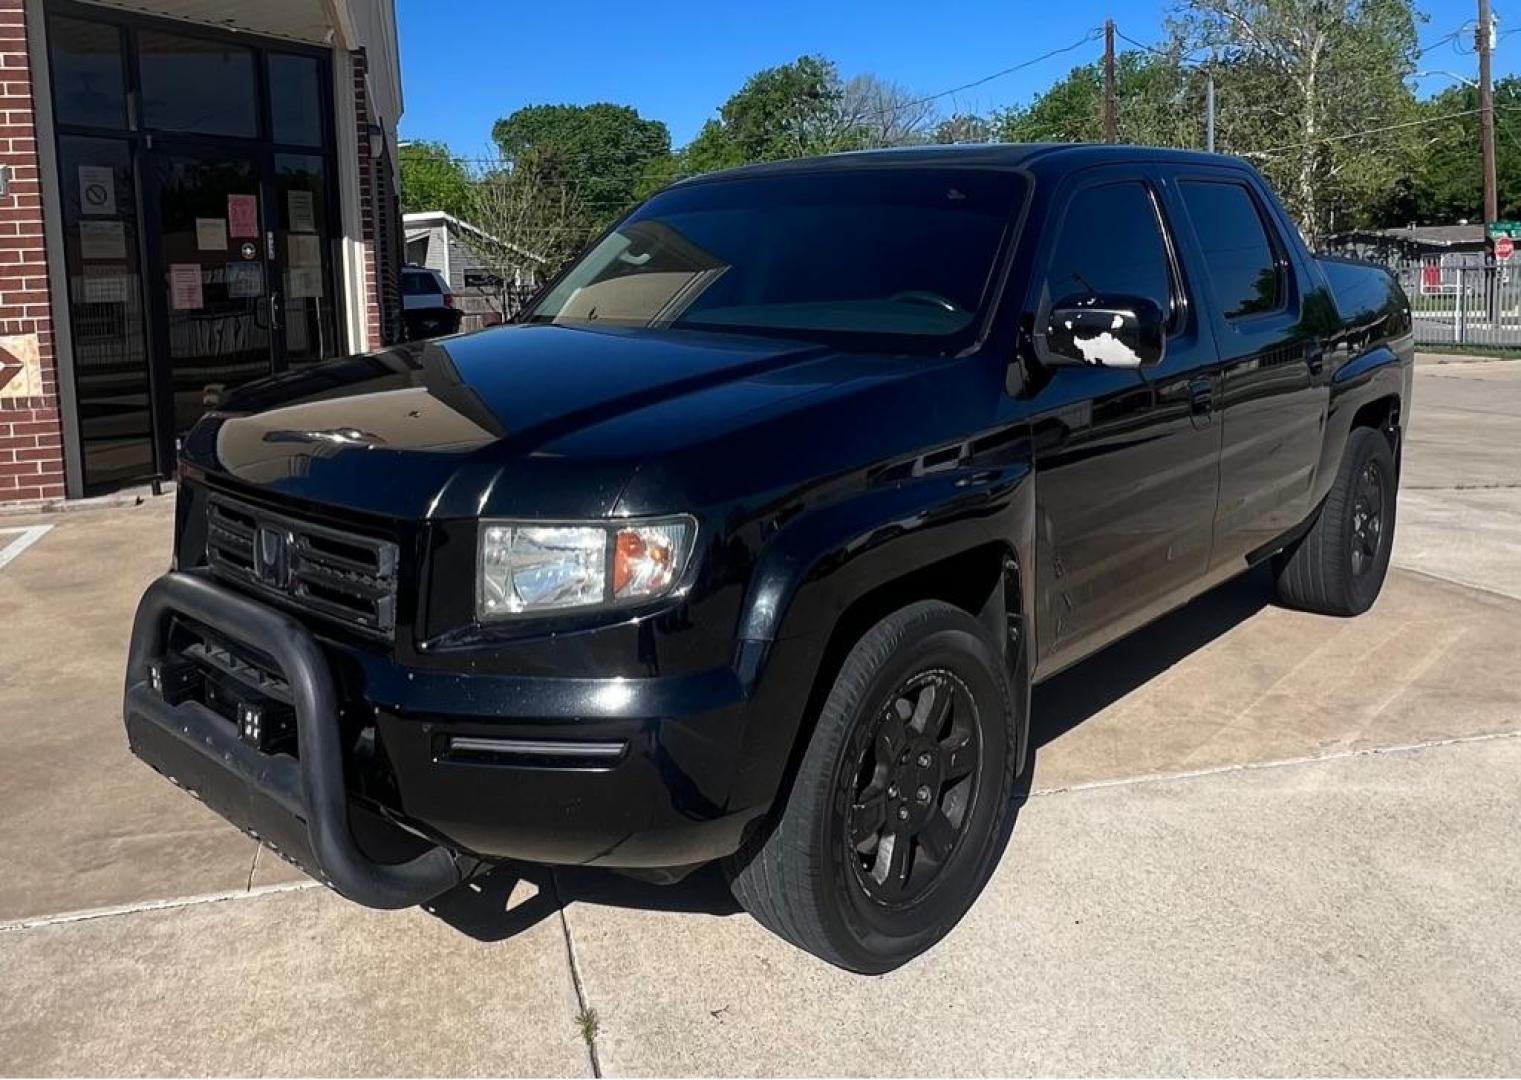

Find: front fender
[720,461,1036,815]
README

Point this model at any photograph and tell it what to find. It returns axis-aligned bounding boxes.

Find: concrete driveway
[3,356,1520,1075]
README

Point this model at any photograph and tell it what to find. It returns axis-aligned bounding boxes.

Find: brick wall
[0,0,63,506]
[350,47,401,351]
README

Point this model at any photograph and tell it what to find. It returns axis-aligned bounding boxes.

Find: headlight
[477,517,696,619]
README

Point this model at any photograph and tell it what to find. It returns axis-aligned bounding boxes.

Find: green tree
[932,113,995,144]
[681,55,848,173]
[1381,77,1521,224]
[995,51,1198,147]
[398,140,471,217]
[491,103,672,229]
[1171,0,1420,240]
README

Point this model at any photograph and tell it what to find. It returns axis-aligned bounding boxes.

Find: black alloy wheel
[1349,460,1385,578]
[726,600,1018,973]
[1273,425,1398,617]
[847,671,980,907]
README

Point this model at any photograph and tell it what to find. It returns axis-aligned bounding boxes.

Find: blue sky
[397,0,1514,154]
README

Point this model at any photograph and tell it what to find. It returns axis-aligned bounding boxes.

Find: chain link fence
[1390,256,1521,350]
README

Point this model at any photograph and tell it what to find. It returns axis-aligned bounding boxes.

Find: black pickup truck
[124,144,1413,973]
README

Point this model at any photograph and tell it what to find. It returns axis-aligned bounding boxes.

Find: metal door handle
[1188,376,1213,415]
[1306,342,1325,375]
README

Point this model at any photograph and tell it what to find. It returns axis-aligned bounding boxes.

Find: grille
[205,494,400,638]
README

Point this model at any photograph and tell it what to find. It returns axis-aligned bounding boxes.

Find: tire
[1273,426,1398,616]
[726,600,1018,973]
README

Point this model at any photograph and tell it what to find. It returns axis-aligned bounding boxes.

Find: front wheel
[1273,426,1398,616]
[726,601,1018,973]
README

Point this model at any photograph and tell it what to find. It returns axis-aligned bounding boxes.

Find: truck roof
[677,143,1250,185]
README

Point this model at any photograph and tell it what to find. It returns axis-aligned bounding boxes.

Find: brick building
[0,0,403,507]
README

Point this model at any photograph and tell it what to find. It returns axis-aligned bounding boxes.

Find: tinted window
[269,53,323,146]
[1044,181,1172,316]
[403,271,438,296]
[526,169,1023,348]
[1179,181,1282,318]
[49,17,127,129]
[139,31,257,137]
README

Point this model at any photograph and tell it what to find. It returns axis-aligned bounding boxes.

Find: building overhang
[73,0,361,48]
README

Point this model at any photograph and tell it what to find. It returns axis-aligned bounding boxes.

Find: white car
[401,266,462,339]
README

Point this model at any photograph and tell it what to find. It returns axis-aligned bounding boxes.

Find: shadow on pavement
[1029,564,1271,751]
[427,860,740,943]
[429,567,1273,945]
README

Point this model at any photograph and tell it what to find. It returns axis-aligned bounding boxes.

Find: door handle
[1306,342,1326,375]
[1188,376,1214,415]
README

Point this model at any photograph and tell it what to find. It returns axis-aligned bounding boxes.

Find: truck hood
[183,324,868,519]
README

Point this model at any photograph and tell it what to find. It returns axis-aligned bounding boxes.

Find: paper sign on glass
[225,261,263,299]
[169,264,203,310]
[227,195,258,238]
[287,190,316,233]
[82,265,129,304]
[79,220,127,260]
[288,267,324,298]
[287,233,321,268]
[196,218,227,252]
[78,165,115,215]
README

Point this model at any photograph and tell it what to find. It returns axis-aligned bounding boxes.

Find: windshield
[524,167,1024,350]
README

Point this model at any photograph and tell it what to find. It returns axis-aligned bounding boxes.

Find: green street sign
[1488,221,1521,240]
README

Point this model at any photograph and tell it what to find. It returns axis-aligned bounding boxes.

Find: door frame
[138,140,285,470]
[41,0,346,489]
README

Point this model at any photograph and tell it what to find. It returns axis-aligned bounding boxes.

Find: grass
[1416,343,1521,360]
[575,1005,600,1048]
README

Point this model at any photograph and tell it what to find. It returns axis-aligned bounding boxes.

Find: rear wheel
[726,601,1017,973]
[1273,426,1397,616]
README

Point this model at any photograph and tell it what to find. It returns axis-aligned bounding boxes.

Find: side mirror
[1042,294,1166,369]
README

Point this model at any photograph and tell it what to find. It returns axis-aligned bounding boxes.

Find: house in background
[1326,223,1489,264]
[0,0,406,507]
[403,210,546,329]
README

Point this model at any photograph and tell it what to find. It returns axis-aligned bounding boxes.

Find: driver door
[1022,168,1224,677]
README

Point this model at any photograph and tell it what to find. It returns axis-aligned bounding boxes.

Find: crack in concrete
[1031,728,1521,798]
[551,870,602,1078]
[1405,483,1521,491]
[0,880,321,934]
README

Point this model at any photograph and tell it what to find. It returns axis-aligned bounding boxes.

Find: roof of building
[1329,223,1487,248]
[402,210,546,263]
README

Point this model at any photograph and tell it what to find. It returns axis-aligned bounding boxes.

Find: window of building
[1044,181,1174,318]
[48,16,127,130]
[138,30,258,137]
[1179,181,1284,318]
[269,53,324,146]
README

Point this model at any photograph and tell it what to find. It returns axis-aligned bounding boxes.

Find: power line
[1238,107,1483,156]
[1112,28,1211,67]
[887,27,1105,114]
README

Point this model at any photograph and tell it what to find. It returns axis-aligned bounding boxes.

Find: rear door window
[1178,180,1284,319]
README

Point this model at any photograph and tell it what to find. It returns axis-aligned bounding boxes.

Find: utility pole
[1103,19,1117,143]
[1205,67,1216,153]
[1478,0,1498,228]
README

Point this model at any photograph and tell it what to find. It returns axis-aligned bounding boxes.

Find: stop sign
[1497,236,1515,261]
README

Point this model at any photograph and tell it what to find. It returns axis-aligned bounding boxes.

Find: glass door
[144,147,275,444]
[274,153,339,368]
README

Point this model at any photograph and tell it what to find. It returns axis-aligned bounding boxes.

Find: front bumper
[123,573,778,903]
[124,573,463,908]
